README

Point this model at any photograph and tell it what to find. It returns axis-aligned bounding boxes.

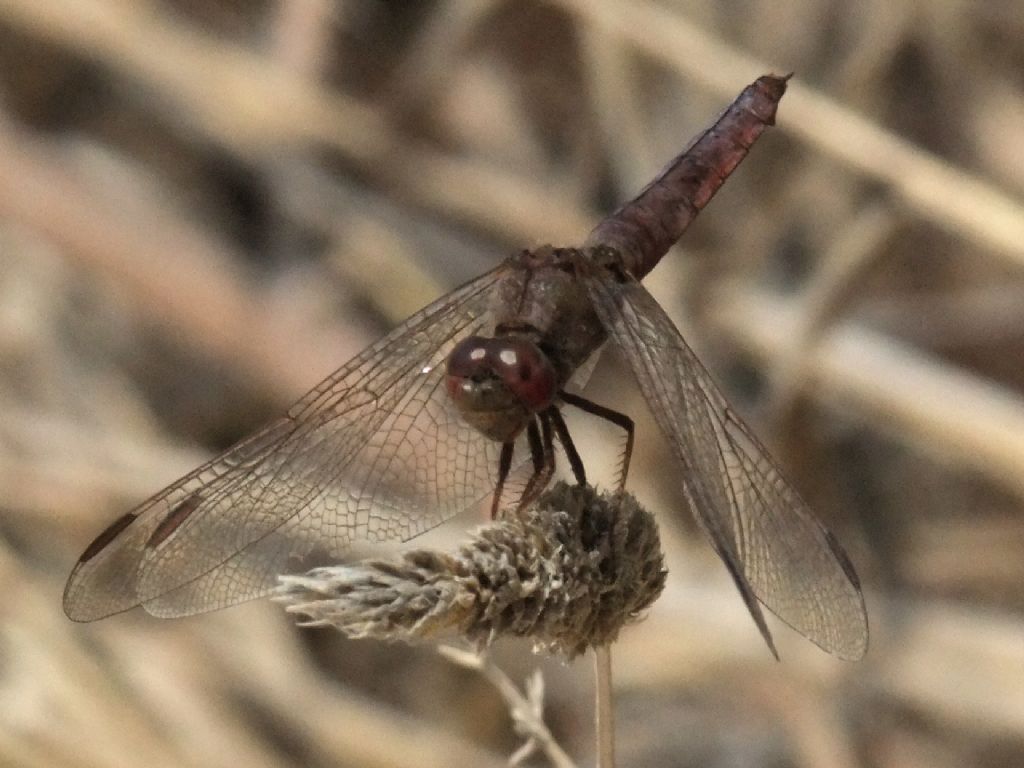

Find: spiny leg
[516,415,555,513]
[491,440,515,519]
[547,406,587,486]
[527,417,545,474]
[560,390,635,490]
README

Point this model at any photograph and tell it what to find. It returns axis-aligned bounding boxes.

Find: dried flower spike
[276,481,666,658]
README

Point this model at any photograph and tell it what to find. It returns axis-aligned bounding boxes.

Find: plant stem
[594,644,615,768]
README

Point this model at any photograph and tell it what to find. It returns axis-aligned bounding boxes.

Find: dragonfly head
[445,335,557,442]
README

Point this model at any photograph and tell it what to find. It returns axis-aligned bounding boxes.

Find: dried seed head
[276,481,666,658]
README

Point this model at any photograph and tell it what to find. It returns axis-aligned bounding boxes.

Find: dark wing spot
[79,512,137,563]
[146,494,203,550]
[824,529,862,590]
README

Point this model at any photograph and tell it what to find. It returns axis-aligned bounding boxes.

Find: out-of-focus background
[2,1,1023,766]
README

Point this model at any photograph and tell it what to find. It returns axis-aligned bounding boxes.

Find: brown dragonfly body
[65,75,868,660]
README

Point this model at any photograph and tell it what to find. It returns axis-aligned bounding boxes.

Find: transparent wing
[583,272,867,659]
[64,267,513,620]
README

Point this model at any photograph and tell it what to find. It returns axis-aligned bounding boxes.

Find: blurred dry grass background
[1,0,1023,766]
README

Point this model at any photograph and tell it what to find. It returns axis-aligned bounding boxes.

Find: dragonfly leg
[516,416,555,513]
[548,406,587,486]
[491,440,515,519]
[560,390,634,490]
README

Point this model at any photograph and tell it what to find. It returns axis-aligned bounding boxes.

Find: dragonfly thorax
[445,335,557,442]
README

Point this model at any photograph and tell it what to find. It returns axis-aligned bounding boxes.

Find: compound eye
[496,348,530,381]
[492,339,556,410]
[446,336,491,378]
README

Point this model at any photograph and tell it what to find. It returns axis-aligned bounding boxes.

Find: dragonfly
[64,74,868,660]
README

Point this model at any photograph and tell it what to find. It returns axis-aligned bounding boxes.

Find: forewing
[64,267,511,620]
[583,272,868,659]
